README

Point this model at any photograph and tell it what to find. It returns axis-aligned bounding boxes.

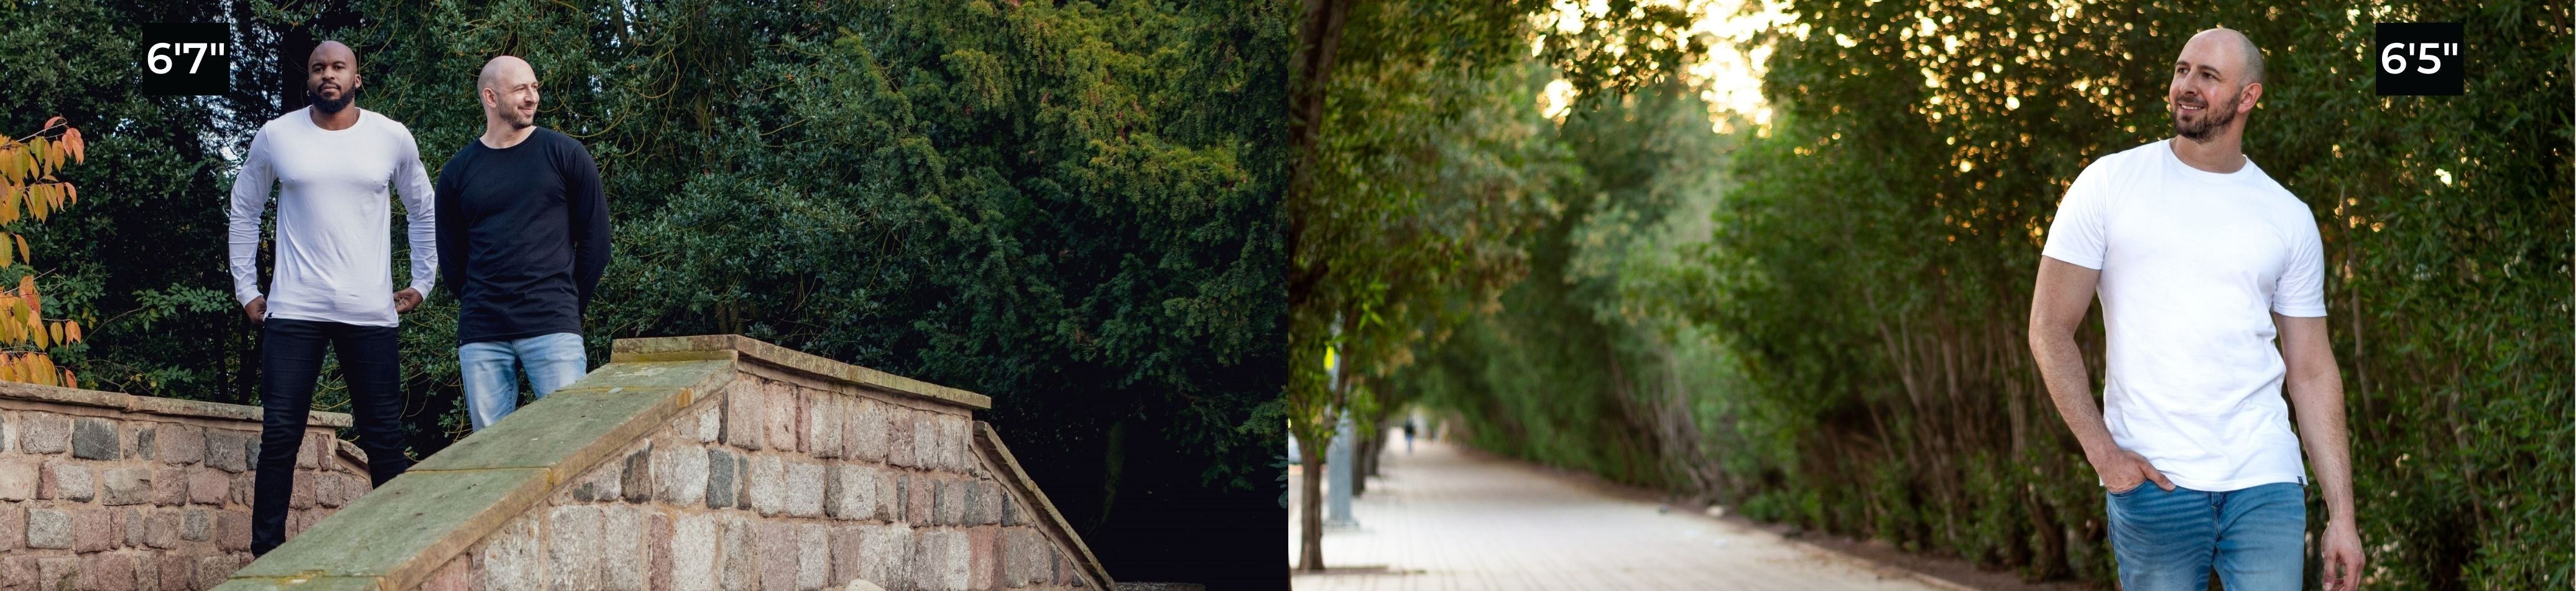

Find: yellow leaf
[63,370,75,389]
[16,234,28,265]
[29,185,47,221]
[49,322,62,346]
[66,320,80,342]
[65,128,82,165]
[63,183,75,205]
[0,146,20,181]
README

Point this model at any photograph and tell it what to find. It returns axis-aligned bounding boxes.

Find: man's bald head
[305,40,361,115]
[2187,27,2264,87]
[478,55,533,92]
[478,55,542,131]
[310,40,356,67]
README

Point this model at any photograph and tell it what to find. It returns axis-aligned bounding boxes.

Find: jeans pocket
[2107,482,2148,497]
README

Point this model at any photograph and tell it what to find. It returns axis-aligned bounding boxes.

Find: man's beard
[308,86,355,114]
[501,105,535,129]
[2172,94,2238,142]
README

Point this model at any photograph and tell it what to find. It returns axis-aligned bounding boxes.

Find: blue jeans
[2105,482,2306,591]
[459,332,589,430]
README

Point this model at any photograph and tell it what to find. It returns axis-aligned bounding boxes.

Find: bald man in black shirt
[435,55,611,430]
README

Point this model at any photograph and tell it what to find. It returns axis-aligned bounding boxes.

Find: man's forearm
[2291,368,2356,523]
[2032,330,2118,461]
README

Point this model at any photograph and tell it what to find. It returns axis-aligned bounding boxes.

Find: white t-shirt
[227,108,438,327]
[2041,139,2327,492]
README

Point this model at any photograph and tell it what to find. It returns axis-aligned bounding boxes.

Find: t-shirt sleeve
[2271,211,2329,317]
[2039,161,2112,269]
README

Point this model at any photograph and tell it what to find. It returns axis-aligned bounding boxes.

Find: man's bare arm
[2029,256,2169,491]
[2278,313,2363,589]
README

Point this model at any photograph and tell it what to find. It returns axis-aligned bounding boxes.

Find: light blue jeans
[459,332,589,430]
[2105,482,2307,591]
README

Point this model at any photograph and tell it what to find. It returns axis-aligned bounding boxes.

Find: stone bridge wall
[0,382,368,590]
[215,335,1110,591]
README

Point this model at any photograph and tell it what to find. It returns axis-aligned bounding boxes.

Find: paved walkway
[1289,434,1955,590]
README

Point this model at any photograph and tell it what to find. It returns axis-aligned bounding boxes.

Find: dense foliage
[1,0,1288,585]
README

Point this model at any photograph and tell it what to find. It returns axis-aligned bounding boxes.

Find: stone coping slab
[216,357,736,590]
[977,421,1114,589]
[613,334,993,410]
[0,379,353,428]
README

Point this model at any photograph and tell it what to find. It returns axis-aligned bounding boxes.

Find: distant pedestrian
[1401,418,1416,454]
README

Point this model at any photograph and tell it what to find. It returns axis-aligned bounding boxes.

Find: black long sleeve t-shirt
[434,127,611,344]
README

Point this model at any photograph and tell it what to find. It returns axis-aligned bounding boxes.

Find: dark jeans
[251,318,413,556]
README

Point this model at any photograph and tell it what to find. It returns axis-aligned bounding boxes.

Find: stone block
[878,470,902,524]
[0,505,17,552]
[602,505,651,591]
[569,455,623,503]
[480,514,544,591]
[25,508,70,549]
[102,466,154,506]
[1006,528,1048,587]
[72,506,113,552]
[849,399,887,462]
[80,549,132,590]
[696,402,722,443]
[749,454,785,517]
[914,528,971,591]
[133,549,159,591]
[798,524,829,591]
[134,426,156,461]
[907,475,935,525]
[308,434,339,470]
[970,526,999,591]
[657,443,709,506]
[181,508,211,542]
[0,457,39,500]
[723,384,765,450]
[650,512,675,591]
[720,516,760,591]
[910,414,938,472]
[145,508,180,549]
[203,430,251,473]
[938,414,965,472]
[806,394,843,460]
[188,468,229,506]
[154,553,193,591]
[707,448,741,510]
[0,557,33,590]
[887,410,917,468]
[39,557,78,590]
[215,510,249,551]
[46,461,94,501]
[672,514,721,591]
[549,505,605,590]
[289,470,315,509]
[20,413,68,454]
[152,467,187,506]
[757,521,796,591]
[785,460,824,518]
[937,479,967,526]
[156,424,205,465]
[860,524,913,588]
[765,383,801,454]
[825,464,881,521]
[125,508,149,548]
[622,444,655,503]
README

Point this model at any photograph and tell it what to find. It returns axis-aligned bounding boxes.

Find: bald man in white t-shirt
[2028,28,2363,591]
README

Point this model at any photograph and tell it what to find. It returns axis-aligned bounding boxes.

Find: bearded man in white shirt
[226,40,436,556]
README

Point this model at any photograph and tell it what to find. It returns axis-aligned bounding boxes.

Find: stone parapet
[0,381,367,590]
[214,335,1109,590]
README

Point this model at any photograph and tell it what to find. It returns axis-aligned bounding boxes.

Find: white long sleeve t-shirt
[228,108,438,327]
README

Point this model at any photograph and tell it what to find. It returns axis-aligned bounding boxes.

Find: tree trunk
[1298,437,1327,571]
